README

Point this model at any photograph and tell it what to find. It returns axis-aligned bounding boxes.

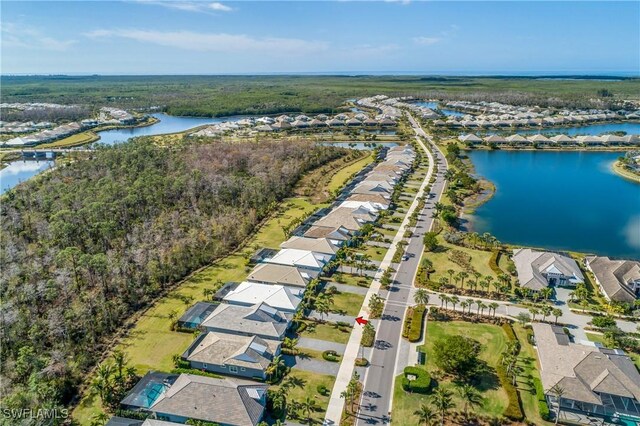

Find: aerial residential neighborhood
[1,2,639,426]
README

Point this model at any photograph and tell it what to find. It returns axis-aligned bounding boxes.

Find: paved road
[355,113,448,425]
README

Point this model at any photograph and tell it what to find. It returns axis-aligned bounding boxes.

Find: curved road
[355,113,448,425]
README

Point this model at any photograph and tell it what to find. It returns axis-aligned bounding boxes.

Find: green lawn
[38,131,99,148]
[331,291,365,317]
[276,370,336,423]
[395,321,511,419]
[327,153,374,193]
[328,272,372,287]
[513,324,553,425]
[300,321,352,344]
[421,236,501,287]
[357,244,387,262]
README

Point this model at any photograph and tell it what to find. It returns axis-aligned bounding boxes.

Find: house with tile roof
[513,248,584,291]
[201,302,291,341]
[586,256,640,303]
[217,281,303,313]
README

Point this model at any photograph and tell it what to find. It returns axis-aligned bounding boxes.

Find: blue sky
[1,1,639,75]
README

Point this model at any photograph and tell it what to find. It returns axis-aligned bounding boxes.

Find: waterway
[0,160,55,193]
[466,150,640,259]
[414,101,466,117]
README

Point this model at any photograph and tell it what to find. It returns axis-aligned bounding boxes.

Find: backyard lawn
[357,244,387,262]
[300,320,352,344]
[328,272,372,288]
[411,321,510,418]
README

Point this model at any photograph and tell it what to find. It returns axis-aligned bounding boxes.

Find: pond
[414,101,466,117]
[1,160,55,194]
[95,113,247,145]
[465,150,640,259]
[319,141,398,150]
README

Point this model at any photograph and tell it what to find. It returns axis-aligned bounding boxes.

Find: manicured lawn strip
[276,370,336,422]
[331,291,366,317]
[297,348,337,361]
[391,373,434,426]
[38,131,99,148]
[327,152,374,193]
[300,321,352,344]
[417,321,510,417]
[513,324,553,425]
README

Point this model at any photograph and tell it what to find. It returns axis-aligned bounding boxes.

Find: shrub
[489,250,503,274]
[502,322,517,342]
[280,347,298,356]
[361,323,376,347]
[402,307,414,339]
[533,376,550,420]
[401,366,431,394]
[495,363,524,421]
[424,232,438,251]
[591,315,617,329]
[408,305,426,342]
[322,350,340,362]
[317,384,328,395]
[449,249,472,271]
[355,358,369,367]
[295,322,308,333]
[173,357,191,369]
[432,335,480,378]
[171,368,223,379]
[443,231,466,246]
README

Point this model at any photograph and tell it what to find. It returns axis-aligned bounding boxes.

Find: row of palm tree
[90,350,139,410]
[435,293,501,317]
[340,371,361,416]
[413,384,483,426]
[528,305,564,324]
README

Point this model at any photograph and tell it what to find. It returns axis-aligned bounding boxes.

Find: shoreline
[612,160,640,184]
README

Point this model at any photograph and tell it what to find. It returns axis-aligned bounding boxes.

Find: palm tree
[112,350,126,385]
[446,269,455,284]
[459,271,469,288]
[414,403,436,426]
[541,305,552,322]
[267,355,286,382]
[529,307,540,322]
[458,383,483,421]
[549,384,565,425]
[438,276,448,288]
[315,296,331,322]
[450,295,460,311]
[489,302,500,317]
[552,308,563,324]
[540,287,553,301]
[479,302,488,316]
[90,412,109,426]
[479,280,489,293]
[460,300,469,314]
[414,289,430,306]
[438,293,447,308]
[301,396,319,424]
[475,300,483,315]
[485,276,495,292]
[92,364,113,404]
[430,387,454,426]
[472,271,482,289]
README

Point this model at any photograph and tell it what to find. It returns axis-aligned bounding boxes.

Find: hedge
[496,364,524,421]
[501,322,517,341]
[489,250,503,275]
[322,350,340,362]
[533,375,551,420]
[402,307,413,339]
[408,305,426,342]
[171,368,223,379]
[401,366,431,394]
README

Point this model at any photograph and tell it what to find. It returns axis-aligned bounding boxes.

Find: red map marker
[355,316,368,326]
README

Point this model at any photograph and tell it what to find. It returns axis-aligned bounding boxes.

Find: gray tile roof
[247,263,313,287]
[182,332,279,371]
[150,374,268,426]
[532,323,640,406]
[586,256,640,302]
[201,302,291,340]
[513,248,584,291]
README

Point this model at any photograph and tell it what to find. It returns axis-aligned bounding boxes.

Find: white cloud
[413,36,440,46]
[85,28,328,53]
[133,1,233,13]
[1,22,76,51]
[384,0,411,5]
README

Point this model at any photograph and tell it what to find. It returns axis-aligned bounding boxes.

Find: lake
[466,150,640,259]
[512,122,640,136]
[0,160,55,194]
[414,101,466,117]
[95,113,245,145]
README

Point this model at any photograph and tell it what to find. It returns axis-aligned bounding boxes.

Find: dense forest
[0,138,343,413]
[2,75,639,117]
